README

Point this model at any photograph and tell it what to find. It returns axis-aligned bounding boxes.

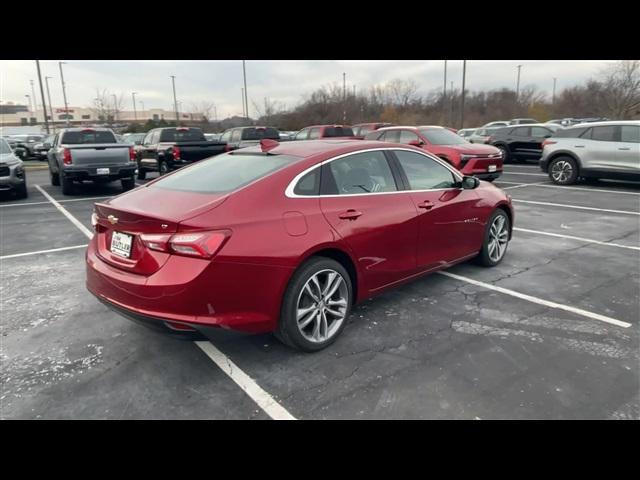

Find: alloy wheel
[551,160,573,183]
[488,215,509,262]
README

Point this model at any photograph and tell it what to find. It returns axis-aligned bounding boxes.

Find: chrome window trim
[284,147,464,199]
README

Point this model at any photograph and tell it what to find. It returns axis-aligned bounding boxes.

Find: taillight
[129,146,136,161]
[63,148,72,165]
[224,144,232,152]
[542,139,557,147]
[140,230,231,259]
[91,212,99,230]
[173,145,181,160]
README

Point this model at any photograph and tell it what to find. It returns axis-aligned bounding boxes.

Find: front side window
[620,125,640,143]
[394,150,457,190]
[399,130,420,144]
[512,127,531,137]
[531,126,552,137]
[230,130,241,142]
[220,130,232,142]
[327,151,397,195]
[295,129,309,141]
[308,128,321,140]
[381,130,401,143]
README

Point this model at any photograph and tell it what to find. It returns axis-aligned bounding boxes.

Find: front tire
[476,209,510,267]
[495,144,510,163]
[548,156,578,185]
[276,257,353,352]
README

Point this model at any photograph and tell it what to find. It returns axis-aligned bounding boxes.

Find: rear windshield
[419,128,467,145]
[323,127,354,138]
[62,130,117,144]
[150,152,299,194]
[159,128,206,142]
[241,127,280,141]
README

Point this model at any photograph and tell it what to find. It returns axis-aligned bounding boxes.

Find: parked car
[482,121,510,128]
[469,127,500,144]
[487,124,558,163]
[33,135,55,161]
[547,118,581,128]
[278,131,295,141]
[457,128,477,139]
[204,133,222,142]
[135,127,227,179]
[365,126,503,181]
[219,126,280,151]
[47,127,137,195]
[351,123,394,139]
[508,118,539,125]
[0,137,27,198]
[540,121,640,185]
[294,125,356,140]
[6,134,45,159]
[86,138,514,351]
[122,133,146,145]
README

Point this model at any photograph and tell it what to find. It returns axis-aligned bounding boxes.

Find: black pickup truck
[134,127,227,179]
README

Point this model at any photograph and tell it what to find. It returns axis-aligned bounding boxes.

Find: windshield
[159,128,206,142]
[419,128,468,145]
[151,152,299,194]
[0,138,12,154]
[62,130,117,144]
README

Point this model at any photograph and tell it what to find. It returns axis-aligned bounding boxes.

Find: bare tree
[189,101,216,122]
[598,60,640,119]
[90,89,124,125]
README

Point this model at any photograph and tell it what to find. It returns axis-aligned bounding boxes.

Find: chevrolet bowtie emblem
[107,215,118,225]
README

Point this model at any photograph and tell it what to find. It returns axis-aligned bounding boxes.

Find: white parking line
[512,199,640,216]
[34,185,94,239]
[0,244,87,260]
[437,271,632,328]
[195,341,296,420]
[513,227,640,251]
[495,181,640,196]
[501,172,548,177]
[502,182,547,190]
[33,183,293,420]
[0,195,112,208]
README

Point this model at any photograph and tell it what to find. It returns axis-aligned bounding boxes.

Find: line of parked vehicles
[1,116,638,200]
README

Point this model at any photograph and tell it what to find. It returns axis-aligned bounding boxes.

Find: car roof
[302,124,352,129]
[232,139,398,159]
[570,120,640,128]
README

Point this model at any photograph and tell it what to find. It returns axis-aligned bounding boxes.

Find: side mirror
[544,134,552,138]
[43,142,51,149]
[408,140,423,147]
[461,176,480,189]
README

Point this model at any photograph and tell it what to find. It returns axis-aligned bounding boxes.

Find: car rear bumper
[85,236,293,334]
[63,163,137,181]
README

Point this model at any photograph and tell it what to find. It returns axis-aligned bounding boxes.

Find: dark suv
[487,124,560,163]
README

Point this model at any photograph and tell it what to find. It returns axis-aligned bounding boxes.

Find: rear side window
[590,126,617,142]
[323,127,354,138]
[554,127,588,138]
[620,125,640,143]
[61,130,116,144]
[293,168,320,195]
[151,153,298,194]
[394,150,457,190]
[241,127,280,141]
[325,151,397,195]
[159,128,206,142]
[512,127,531,137]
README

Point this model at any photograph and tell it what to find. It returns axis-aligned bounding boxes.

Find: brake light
[140,230,231,259]
[63,148,72,165]
[81,128,95,133]
[129,146,136,161]
[542,139,557,147]
[177,127,189,131]
[224,144,232,152]
[173,145,181,160]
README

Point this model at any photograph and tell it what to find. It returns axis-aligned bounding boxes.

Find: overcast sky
[1,60,614,119]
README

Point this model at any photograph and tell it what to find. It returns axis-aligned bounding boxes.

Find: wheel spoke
[310,275,323,298]
[311,311,321,340]
[297,304,316,320]
[324,306,343,317]
[304,283,320,303]
[324,275,343,300]
[320,310,329,340]
[322,271,337,296]
[298,309,317,329]
[327,298,347,307]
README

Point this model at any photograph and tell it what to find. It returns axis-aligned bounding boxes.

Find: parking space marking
[34,185,94,239]
[495,181,640,196]
[195,341,296,420]
[513,227,640,251]
[0,196,112,208]
[501,172,548,177]
[502,182,547,190]
[512,199,640,216]
[0,244,87,260]
[437,271,632,328]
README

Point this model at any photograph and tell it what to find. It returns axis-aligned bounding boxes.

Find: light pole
[139,100,145,117]
[449,81,454,126]
[516,64,522,101]
[177,101,182,122]
[58,62,70,126]
[25,95,32,122]
[45,76,54,130]
[132,92,138,122]
[241,88,246,118]
[552,77,557,105]
[242,60,249,120]
[460,60,467,129]
[111,94,118,124]
[30,80,38,115]
[443,60,448,123]
[35,62,50,134]
[170,75,179,124]
[342,72,346,124]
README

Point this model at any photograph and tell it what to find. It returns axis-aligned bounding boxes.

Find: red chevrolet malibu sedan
[87,139,514,351]
[365,125,503,181]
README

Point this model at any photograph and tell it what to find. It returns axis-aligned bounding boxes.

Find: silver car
[0,137,27,198]
[540,121,640,185]
[457,128,477,139]
[469,127,500,144]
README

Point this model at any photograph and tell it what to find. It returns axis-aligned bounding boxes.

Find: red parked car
[293,125,356,141]
[86,139,514,351]
[351,122,394,139]
[366,126,503,181]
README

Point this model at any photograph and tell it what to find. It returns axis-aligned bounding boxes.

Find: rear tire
[276,257,353,352]
[137,165,146,180]
[121,177,135,192]
[158,160,169,176]
[548,156,579,185]
[50,168,60,186]
[495,144,510,163]
[476,209,510,267]
[61,174,74,195]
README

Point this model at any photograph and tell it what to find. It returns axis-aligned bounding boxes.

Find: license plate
[488,165,497,172]
[97,168,110,175]
[110,231,133,258]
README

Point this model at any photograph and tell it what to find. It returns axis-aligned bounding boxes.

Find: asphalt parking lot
[1,163,638,419]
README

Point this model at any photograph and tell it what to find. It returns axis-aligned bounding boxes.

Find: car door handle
[618,147,631,151]
[574,145,585,148]
[417,201,434,210]
[338,210,363,220]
